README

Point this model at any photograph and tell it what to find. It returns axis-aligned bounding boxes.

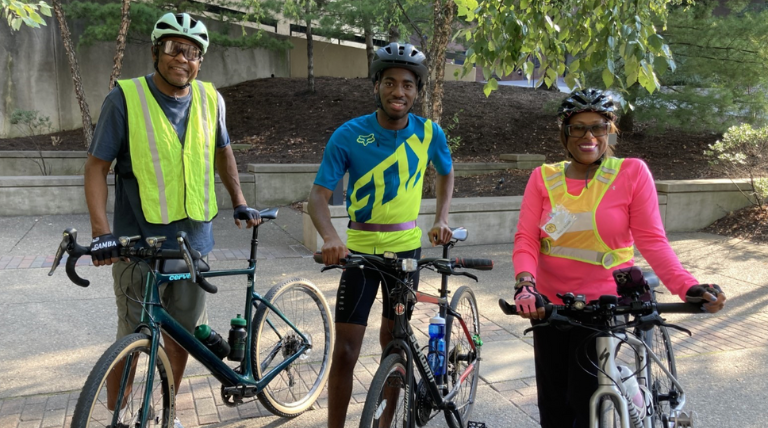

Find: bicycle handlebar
[312,252,494,274]
[49,208,280,293]
[498,297,704,319]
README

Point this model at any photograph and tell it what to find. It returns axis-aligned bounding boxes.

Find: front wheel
[71,333,174,428]
[642,324,678,428]
[359,354,412,428]
[252,277,334,417]
[443,285,481,428]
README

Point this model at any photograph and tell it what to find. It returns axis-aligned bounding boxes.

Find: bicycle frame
[121,228,312,425]
[379,246,480,426]
[589,329,687,428]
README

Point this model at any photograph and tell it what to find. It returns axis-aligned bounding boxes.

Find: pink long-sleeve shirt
[513,158,698,302]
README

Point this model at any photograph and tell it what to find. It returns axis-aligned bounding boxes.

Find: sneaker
[174,417,185,428]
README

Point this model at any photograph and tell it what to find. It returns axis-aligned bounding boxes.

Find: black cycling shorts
[335,248,421,325]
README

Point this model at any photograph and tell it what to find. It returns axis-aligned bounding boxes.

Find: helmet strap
[153,60,191,91]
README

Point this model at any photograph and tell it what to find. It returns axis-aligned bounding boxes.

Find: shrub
[705,123,768,207]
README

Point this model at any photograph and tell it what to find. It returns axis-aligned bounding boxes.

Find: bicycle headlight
[400,258,418,272]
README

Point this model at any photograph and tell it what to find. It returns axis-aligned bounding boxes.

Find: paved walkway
[1,210,766,427]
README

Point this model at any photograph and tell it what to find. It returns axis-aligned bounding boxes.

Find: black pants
[533,322,599,428]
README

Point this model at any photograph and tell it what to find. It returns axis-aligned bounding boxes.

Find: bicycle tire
[71,333,174,428]
[443,285,481,428]
[359,354,412,428]
[252,277,334,417]
[642,324,678,428]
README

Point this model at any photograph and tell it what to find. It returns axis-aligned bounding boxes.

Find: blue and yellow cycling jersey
[315,112,453,254]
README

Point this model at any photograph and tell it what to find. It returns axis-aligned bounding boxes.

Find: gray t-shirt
[88,74,230,254]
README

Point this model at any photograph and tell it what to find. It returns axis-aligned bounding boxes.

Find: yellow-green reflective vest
[117,77,218,225]
[539,157,634,269]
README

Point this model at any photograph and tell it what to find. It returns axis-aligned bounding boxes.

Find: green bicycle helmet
[557,89,616,123]
[151,12,209,55]
[370,43,429,90]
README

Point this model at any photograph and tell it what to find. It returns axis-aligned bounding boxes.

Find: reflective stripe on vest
[539,157,634,269]
[118,77,218,224]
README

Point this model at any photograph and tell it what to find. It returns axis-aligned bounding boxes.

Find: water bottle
[617,365,647,414]
[227,314,247,361]
[427,314,446,376]
[194,324,230,360]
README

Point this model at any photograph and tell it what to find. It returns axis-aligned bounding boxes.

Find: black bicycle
[315,227,493,428]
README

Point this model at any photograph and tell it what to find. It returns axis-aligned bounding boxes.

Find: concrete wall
[288,36,368,79]
[0,18,290,139]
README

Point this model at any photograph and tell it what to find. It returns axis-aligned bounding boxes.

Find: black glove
[233,204,261,222]
[90,233,119,264]
[685,284,723,305]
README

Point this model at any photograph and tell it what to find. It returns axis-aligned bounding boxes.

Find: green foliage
[10,108,52,135]
[9,109,54,175]
[454,0,680,98]
[582,1,768,133]
[705,123,768,206]
[63,0,291,52]
[443,109,464,152]
[2,0,51,31]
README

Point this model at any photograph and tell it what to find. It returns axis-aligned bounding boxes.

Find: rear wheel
[252,277,334,417]
[443,286,481,428]
[71,333,174,428]
[359,354,411,428]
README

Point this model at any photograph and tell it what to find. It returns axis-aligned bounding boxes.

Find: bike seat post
[249,223,259,261]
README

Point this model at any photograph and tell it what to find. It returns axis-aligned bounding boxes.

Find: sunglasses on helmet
[565,123,611,138]
[158,39,202,61]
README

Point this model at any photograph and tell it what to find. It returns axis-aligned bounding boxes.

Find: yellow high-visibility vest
[539,157,634,269]
[118,77,218,224]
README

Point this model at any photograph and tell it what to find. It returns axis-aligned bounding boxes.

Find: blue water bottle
[427,314,446,376]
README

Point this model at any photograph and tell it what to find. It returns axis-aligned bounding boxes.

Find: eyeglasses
[159,40,202,61]
[565,123,611,138]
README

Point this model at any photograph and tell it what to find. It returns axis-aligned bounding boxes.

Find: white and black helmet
[370,43,428,90]
[151,12,209,55]
[557,89,616,123]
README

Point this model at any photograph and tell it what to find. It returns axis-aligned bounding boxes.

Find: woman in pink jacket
[512,89,726,427]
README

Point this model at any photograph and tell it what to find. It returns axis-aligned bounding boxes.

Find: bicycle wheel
[443,285,481,428]
[359,354,412,428]
[642,324,678,428]
[71,333,174,428]
[252,277,334,417]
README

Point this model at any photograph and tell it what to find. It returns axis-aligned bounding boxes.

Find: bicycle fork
[590,332,640,428]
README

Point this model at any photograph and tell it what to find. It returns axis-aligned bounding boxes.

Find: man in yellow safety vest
[83,12,260,428]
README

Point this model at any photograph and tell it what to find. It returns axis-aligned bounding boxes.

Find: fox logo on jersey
[356,134,375,146]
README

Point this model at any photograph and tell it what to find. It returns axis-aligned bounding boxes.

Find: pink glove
[514,284,545,316]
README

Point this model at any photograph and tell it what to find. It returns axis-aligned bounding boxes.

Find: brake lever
[177,231,197,284]
[48,228,76,276]
[457,271,479,282]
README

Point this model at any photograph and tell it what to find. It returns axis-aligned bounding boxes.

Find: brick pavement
[2,290,764,428]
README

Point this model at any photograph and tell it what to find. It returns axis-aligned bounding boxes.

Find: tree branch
[394,0,426,47]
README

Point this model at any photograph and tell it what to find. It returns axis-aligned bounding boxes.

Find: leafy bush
[9,109,54,175]
[705,123,768,207]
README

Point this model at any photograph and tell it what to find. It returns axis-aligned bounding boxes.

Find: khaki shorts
[112,259,208,339]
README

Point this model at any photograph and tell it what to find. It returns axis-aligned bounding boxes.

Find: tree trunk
[618,109,634,133]
[421,0,455,197]
[305,1,315,94]
[108,0,131,91]
[52,0,93,147]
[421,0,454,124]
[363,17,374,74]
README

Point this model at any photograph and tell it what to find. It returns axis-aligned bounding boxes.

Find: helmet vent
[156,22,173,31]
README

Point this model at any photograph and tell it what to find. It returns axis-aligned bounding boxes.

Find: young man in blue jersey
[307,42,455,427]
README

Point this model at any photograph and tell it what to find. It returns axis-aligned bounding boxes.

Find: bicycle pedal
[670,410,693,427]
[467,422,486,428]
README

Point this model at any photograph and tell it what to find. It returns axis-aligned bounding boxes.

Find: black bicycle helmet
[370,43,429,91]
[557,89,616,123]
